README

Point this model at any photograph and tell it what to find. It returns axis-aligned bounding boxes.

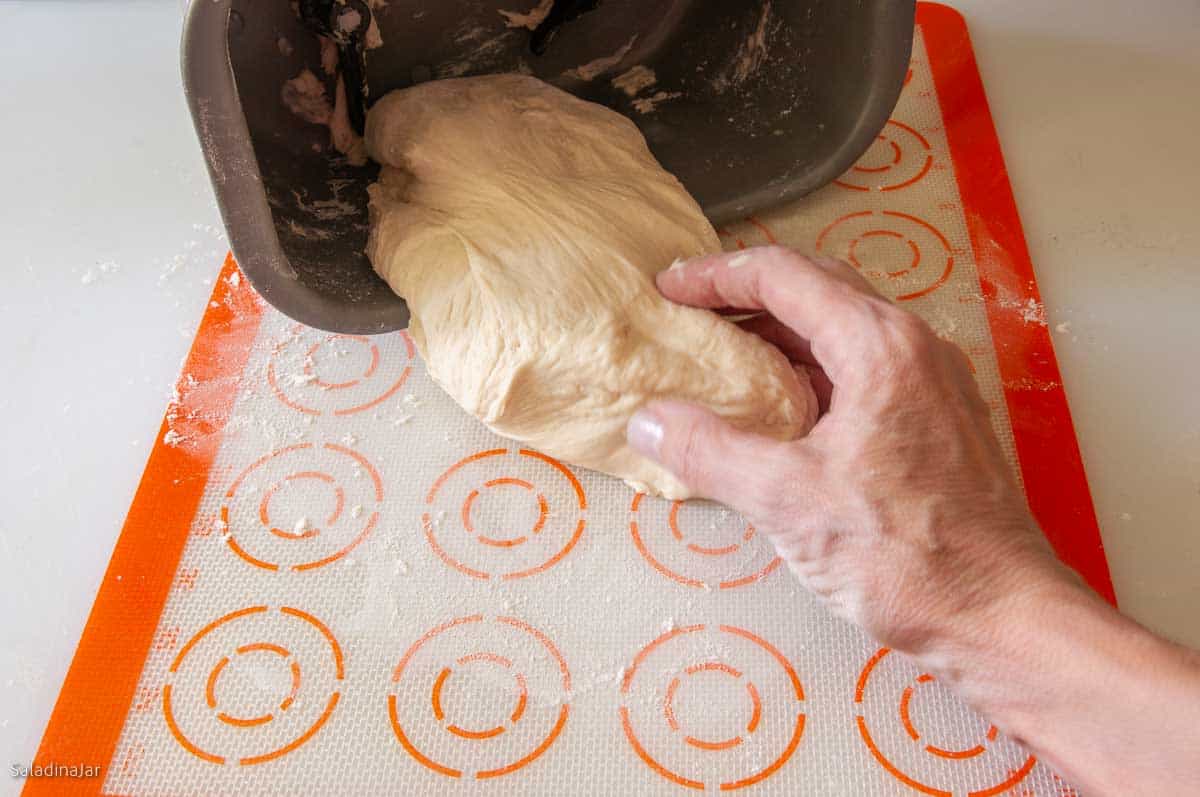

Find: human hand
[626,246,1200,796]
[626,246,1076,663]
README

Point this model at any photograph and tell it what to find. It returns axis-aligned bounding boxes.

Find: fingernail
[626,409,664,459]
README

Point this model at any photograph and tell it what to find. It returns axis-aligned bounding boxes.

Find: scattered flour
[281,68,367,165]
[281,69,332,125]
[564,36,637,81]
[997,295,1048,327]
[631,90,682,114]
[612,65,657,97]
[435,28,512,79]
[80,260,120,285]
[714,1,776,93]
[292,186,358,220]
[498,0,554,30]
[285,219,336,241]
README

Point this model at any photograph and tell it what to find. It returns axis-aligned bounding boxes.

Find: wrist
[899,528,1078,698]
[946,575,1116,720]
[908,556,1079,707]
[927,572,1199,794]
[868,505,1200,797]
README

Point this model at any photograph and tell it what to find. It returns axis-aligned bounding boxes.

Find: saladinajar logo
[11,761,102,778]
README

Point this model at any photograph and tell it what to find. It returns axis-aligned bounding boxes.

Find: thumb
[626,399,791,512]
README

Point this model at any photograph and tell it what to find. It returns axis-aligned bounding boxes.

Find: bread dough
[365,75,817,499]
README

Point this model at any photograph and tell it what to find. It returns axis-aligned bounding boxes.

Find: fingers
[657,247,887,381]
[626,399,803,514]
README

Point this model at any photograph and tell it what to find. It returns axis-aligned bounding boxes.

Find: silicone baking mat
[28,5,1113,795]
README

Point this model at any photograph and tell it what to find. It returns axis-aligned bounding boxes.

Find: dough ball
[365,74,817,499]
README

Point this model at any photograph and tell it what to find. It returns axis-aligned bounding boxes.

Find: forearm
[934,578,1200,796]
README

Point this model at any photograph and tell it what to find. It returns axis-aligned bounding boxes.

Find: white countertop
[1,0,1197,785]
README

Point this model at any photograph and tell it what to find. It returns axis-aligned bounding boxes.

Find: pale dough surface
[365,74,817,499]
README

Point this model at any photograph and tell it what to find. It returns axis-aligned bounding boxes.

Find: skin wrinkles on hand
[625,246,1200,797]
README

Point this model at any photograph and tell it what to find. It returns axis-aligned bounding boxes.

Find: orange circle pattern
[267,326,415,416]
[629,493,782,590]
[854,647,1037,796]
[834,119,934,192]
[163,605,343,766]
[388,615,570,779]
[620,624,806,790]
[220,443,383,572]
[816,210,955,301]
[423,449,586,580]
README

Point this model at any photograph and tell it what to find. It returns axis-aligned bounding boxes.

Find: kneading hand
[626,246,1200,797]
[627,246,1067,656]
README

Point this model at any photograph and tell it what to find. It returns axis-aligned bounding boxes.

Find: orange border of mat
[24,256,265,795]
[920,3,1115,603]
[25,5,1115,792]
